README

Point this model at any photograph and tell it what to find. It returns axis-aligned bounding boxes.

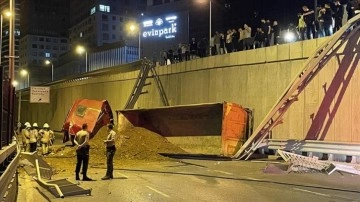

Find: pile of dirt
[90,126,186,162]
[48,125,186,162]
[44,125,186,173]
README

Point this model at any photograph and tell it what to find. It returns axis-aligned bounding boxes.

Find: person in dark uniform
[302,5,317,39]
[74,123,93,181]
[322,3,334,36]
[333,0,343,33]
[101,124,117,180]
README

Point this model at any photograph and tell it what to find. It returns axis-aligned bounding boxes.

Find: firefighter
[22,122,31,152]
[101,124,117,180]
[74,123,93,181]
[29,123,39,152]
[39,123,54,155]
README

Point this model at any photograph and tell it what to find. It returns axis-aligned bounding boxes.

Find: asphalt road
[18,157,360,202]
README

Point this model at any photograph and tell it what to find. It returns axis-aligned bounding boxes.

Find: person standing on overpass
[302,5,317,39]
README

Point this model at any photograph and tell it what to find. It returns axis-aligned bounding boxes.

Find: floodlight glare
[284,31,296,43]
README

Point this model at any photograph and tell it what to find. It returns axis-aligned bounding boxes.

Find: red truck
[62,99,113,144]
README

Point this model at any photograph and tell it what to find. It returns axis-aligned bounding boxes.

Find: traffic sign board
[30,86,50,103]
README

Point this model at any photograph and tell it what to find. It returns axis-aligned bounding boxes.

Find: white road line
[293,188,330,197]
[213,170,233,175]
[117,173,129,178]
[246,177,260,181]
[146,186,170,198]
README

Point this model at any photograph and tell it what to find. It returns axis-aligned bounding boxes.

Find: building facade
[58,0,146,79]
[69,0,146,49]
[19,0,70,87]
[18,0,146,86]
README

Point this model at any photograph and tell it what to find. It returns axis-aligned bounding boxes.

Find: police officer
[101,124,117,180]
[74,123,92,181]
[29,123,39,152]
[39,123,54,155]
[22,122,31,152]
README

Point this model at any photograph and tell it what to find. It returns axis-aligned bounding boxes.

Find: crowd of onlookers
[159,0,359,65]
[160,19,280,65]
[298,0,359,40]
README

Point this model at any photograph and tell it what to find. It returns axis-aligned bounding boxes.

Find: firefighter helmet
[24,122,31,128]
[32,123,38,127]
[43,123,50,128]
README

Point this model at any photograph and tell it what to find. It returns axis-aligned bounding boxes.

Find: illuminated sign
[142,15,178,39]
[143,20,153,27]
[155,18,164,26]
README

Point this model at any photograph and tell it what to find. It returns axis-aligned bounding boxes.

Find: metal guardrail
[34,159,92,198]
[0,143,16,166]
[267,139,360,156]
[0,143,20,202]
[35,159,64,198]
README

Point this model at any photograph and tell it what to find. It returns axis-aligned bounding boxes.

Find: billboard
[141,11,189,62]
[142,15,178,39]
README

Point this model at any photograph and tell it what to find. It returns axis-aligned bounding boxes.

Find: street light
[44,60,54,81]
[128,23,141,59]
[76,45,88,72]
[11,80,18,87]
[20,69,29,88]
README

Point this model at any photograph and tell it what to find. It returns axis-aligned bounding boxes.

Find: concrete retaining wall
[17,36,360,151]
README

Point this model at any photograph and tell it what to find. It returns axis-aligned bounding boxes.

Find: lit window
[90,7,96,15]
[99,4,110,12]
[45,52,51,58]
[80,32,83,38]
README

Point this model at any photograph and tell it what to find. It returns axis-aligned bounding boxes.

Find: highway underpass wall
[17,36,360,154]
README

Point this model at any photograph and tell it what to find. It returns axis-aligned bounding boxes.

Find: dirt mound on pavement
[45,125,186,172]
[90,126,186,162]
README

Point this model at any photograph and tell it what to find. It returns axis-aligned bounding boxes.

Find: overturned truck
[62,99,114,143]
[117,102,253,156]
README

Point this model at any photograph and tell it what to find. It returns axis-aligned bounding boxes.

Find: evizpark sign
[142,15,178,39]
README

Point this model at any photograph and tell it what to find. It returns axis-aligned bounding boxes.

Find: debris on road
[277,150,360,175]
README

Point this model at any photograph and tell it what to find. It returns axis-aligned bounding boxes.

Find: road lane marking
[146,186,170,198]
[213,170,233,175]
[293,188,330,197]
[117,173,129,178]
[246,177,260,181]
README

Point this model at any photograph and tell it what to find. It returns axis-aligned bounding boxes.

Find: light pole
[129,24,141,59]
[0,11,11,65]
[209,0,212,56]
[44,60,54,81]
[76,45,88,72]
[20,69,29,88]
[9,0,14,80]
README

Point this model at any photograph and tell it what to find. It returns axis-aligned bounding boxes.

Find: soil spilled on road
[45,125,186,172]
